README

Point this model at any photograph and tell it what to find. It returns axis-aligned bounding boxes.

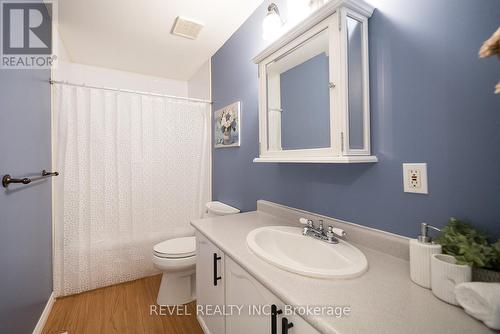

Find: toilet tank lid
[206,201,240,215]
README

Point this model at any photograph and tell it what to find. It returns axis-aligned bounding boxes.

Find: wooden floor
[42,275,203,334]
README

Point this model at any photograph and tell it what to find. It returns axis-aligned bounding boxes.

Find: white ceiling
[58,0,263,80]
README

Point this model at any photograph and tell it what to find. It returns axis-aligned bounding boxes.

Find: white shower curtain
[52,84,210,296]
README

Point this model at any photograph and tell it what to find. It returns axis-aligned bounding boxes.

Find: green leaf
[435,218,499,271]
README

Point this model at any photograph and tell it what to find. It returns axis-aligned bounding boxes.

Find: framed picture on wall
[214,101,241,148]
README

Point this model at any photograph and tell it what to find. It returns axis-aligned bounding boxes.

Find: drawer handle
[282,317,294,334]
[213,253,222,286]
[271,304,283,334]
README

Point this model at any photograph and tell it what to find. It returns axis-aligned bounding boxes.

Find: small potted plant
[435,218,500,282]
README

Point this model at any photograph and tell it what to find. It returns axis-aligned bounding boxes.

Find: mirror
[347,16,364,150]
[265,28,330,151]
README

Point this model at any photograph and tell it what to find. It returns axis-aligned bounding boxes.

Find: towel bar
[2,170,59,188]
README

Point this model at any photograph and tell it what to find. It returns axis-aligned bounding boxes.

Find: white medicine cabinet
[253,0,377,163]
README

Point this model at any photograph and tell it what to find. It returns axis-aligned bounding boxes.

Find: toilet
[152,201,240,306]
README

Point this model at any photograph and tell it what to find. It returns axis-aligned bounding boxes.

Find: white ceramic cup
[431,254,472,305]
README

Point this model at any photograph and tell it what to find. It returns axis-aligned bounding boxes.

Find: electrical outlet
[403,163,428,194]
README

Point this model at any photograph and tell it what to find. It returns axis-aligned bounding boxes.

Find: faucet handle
[318,219,324,231]
[299,217,314,227]
[328,226,346,238]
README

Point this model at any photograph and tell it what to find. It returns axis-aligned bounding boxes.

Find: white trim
[50,80,57,297]
[258,18,339,161]
[253,155,378,163]
[342,8,371,156]
[252,0,374,64]
[208,60,213,202]
[32,292,55,334]
[197,315,211,334]
[330,12,342,156]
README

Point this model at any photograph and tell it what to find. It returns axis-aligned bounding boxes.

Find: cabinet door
[225,257,282,334]
[196,232,225,334]
[225,257,321,334]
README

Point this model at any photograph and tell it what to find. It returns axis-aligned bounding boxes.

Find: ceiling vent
[171,16,204,40]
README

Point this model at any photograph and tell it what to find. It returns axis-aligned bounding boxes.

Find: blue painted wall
[212,0,500,239]
[0,69,52,330]
[281,53,330,150]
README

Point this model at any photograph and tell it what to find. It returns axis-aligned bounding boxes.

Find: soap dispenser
[409,223,442,288]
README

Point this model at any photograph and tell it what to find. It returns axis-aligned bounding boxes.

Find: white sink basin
[246,226,368,279]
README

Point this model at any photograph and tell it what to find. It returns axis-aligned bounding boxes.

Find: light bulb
[262,4,283,41]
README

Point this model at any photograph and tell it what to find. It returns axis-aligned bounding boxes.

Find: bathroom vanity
[196,231,321,334]
[191,200,494,334]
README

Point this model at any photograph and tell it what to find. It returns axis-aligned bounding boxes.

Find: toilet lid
[153,236,196,258]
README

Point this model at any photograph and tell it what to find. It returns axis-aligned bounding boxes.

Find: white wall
[54,62,188,96]
[187,61,211,100]
[52,30,188,96]
[187,60,212,199]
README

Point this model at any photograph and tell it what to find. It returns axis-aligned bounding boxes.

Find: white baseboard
[33,291,55,334]
[197,315,211,334]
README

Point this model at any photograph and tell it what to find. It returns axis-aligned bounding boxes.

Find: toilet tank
[203,201,240,218]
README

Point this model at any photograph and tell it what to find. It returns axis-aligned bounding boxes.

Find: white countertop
[191,211,494,334]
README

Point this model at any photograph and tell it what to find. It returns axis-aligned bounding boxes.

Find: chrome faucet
[301,219,321,235]
[300,218,346,244]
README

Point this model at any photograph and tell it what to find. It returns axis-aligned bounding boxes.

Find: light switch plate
[403,163,428,194]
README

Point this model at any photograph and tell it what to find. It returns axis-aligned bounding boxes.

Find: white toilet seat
[153,236,196,258]
[152,253,196,272]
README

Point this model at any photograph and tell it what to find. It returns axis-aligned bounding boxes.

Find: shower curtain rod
[49,79,213,104]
